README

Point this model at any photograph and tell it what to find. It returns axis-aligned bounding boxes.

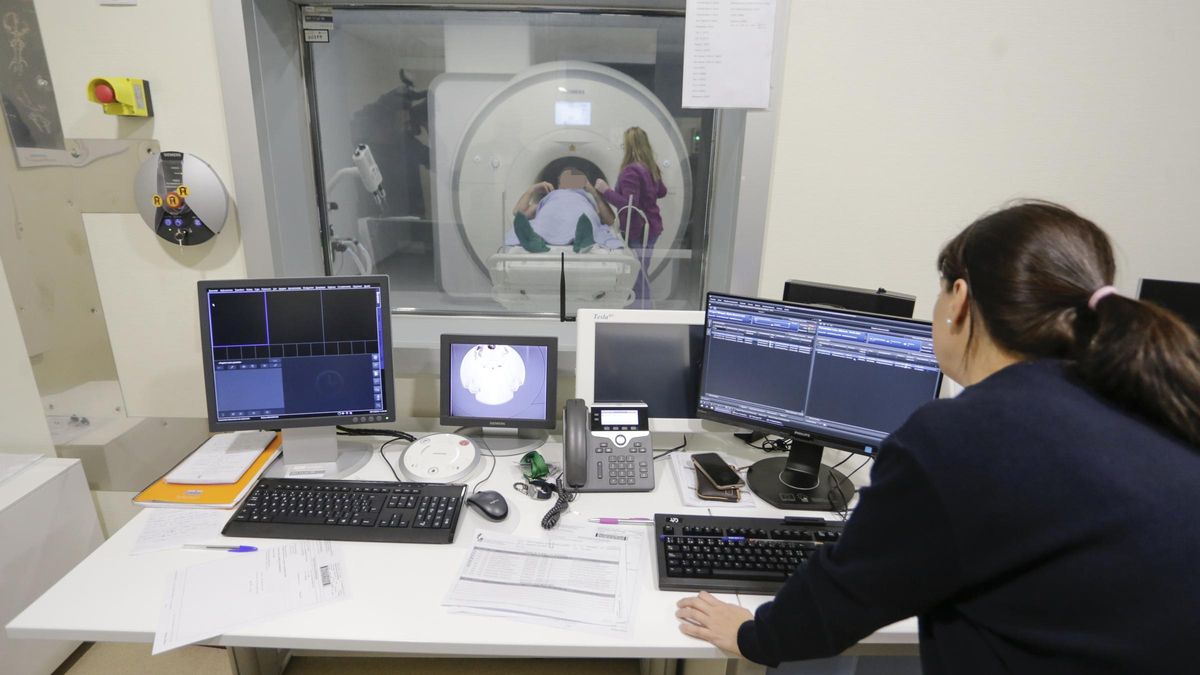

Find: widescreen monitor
[698,293,942,510]
[440,334,557,455]
[575,309,732,434]
[198,276,395,477]
[1138,278,1200,336]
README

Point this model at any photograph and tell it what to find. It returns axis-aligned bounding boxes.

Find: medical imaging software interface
[205,284,387,421]
[447,342,549,421]
[700,295,941,450]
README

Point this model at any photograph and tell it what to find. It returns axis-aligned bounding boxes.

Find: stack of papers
[166,431,277,484]
[669,451,757,508]
[443,525,645,634]
[153,541,347,654]
[130,508,232,556]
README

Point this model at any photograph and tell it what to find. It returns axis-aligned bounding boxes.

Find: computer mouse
[466,490,509,521]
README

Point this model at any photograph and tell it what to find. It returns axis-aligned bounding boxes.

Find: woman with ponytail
[676,201,1200,674]
[595,127,668,308]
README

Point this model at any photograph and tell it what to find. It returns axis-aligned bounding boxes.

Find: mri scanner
[429,61,692,311]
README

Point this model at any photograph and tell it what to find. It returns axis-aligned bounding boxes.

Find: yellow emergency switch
[86,77,153,117]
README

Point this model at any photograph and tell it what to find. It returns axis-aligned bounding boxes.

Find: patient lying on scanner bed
[505,168,625,253]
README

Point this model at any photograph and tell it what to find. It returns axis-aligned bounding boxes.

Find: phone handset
[561,399,653,493]
[564,398,589,488]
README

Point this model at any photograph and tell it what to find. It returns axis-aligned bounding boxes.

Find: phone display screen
[600,409,640,427]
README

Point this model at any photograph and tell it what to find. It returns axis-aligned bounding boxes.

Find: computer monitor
[575,309,732,434]
[783,279,916,318]
[197,276,396,478]
[440,334,557,455]
[698,293,943,510]
[1138,278,1200,335]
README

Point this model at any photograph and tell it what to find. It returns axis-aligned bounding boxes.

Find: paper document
[669,452,757,508]
[153,541,347,654]
[445,529,639,633]
[682,0,776,109]
[166,431,276,484]
[130,508,232,555]
[0,453,43,484]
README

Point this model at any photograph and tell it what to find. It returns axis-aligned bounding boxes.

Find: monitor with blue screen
[198,275,395,477]
[698,293,943,510]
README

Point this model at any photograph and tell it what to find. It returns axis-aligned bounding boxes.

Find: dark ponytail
[938,200,1200,448]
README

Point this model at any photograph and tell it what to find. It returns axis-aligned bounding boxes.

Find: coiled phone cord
[541,475,576,529]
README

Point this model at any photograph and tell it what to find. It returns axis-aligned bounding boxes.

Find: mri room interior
[2,1,1199,674]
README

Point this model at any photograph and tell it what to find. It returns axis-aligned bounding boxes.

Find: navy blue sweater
[737,360,1200,673]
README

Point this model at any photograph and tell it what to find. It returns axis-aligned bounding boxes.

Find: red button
[93,83,115,104]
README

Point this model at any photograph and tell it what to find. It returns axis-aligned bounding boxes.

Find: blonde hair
[620,127,661,184]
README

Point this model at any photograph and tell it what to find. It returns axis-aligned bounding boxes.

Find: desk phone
[563,399,655,492]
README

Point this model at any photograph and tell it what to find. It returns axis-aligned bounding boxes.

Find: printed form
[153,541,346,654]
[444,530,636,632]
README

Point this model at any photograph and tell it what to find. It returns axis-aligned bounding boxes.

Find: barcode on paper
[320,565,332,586]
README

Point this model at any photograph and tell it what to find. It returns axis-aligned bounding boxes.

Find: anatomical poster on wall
[0,0,64,155]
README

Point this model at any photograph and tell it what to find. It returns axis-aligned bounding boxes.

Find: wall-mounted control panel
[134,151,228,246]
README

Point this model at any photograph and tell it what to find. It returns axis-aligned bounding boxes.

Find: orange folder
[133,433,281,508]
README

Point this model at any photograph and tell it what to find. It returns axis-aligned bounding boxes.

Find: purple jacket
[601,162,668,247]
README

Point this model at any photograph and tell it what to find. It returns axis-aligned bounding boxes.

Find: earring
[945,319,952,326]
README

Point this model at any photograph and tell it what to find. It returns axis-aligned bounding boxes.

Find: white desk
[6,433,917,675]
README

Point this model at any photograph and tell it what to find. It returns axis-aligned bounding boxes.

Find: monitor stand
[454,427,548,457]
[264,426,373,479]
[746,441,855,511]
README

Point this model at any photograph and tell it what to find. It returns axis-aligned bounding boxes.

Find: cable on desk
[471,434,497,495]
[652,436,687,461]
[830,455,872,520]
[377,437,409,482]
[335,426,417,482]
[540,475,575,530]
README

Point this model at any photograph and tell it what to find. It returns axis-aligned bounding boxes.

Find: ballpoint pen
[182,544,258,553]
[589,517,654,525]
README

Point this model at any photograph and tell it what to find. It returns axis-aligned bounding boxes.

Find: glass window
[306,7,716,315]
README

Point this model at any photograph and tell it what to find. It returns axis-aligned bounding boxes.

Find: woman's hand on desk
[676,591,753,656]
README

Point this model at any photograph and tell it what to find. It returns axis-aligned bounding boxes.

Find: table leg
[228,647,288,675]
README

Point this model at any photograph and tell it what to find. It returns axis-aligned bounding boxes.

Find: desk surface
[6,433,917,658]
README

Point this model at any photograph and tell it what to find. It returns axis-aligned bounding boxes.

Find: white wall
[36,0,247,418]
[0,255,54,455]
[759,0,1200,318]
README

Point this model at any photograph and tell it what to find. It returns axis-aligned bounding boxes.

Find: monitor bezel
[575,308,734,434]
[197,275,397,432]
[696,291,943,455]
[439,334,558,430]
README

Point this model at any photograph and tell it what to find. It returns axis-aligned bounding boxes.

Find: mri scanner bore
[308,8,712,314]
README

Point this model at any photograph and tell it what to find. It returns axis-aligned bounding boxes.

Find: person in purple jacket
[596,127,668,308]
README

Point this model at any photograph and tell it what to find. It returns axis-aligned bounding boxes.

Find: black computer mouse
[466,490,509,521]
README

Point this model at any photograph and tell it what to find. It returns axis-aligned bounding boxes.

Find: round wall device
[400,433,480,483]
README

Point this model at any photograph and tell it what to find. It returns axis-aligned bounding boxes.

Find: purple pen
[183,544,258,553]
[588,517,653,525]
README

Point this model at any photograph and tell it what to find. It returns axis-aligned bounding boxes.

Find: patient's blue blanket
[504,189,624,249]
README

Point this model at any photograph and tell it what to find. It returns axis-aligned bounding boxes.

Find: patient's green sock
[513,213,549,253]
[572,214,595,253]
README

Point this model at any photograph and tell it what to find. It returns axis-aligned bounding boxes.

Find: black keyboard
[655,513,844,594]
[222,478,467,545]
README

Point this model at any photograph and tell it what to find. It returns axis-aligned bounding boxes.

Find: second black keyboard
[223,478,466,544]
[655,513,844,594]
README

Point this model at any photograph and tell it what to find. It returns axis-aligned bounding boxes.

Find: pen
[589,517,653,525]
[182,544,258,553]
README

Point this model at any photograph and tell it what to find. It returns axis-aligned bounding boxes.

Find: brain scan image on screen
[448,343,549,420]
[459,344,527,405]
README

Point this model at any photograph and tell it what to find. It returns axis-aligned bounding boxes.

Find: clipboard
[134,433,281,509]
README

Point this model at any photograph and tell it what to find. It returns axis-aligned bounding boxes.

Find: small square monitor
[440,335,557,455]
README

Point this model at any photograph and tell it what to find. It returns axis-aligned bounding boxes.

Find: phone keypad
[605,452,650,485]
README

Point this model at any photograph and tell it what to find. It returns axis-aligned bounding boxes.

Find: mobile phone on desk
[691,452,743,490]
